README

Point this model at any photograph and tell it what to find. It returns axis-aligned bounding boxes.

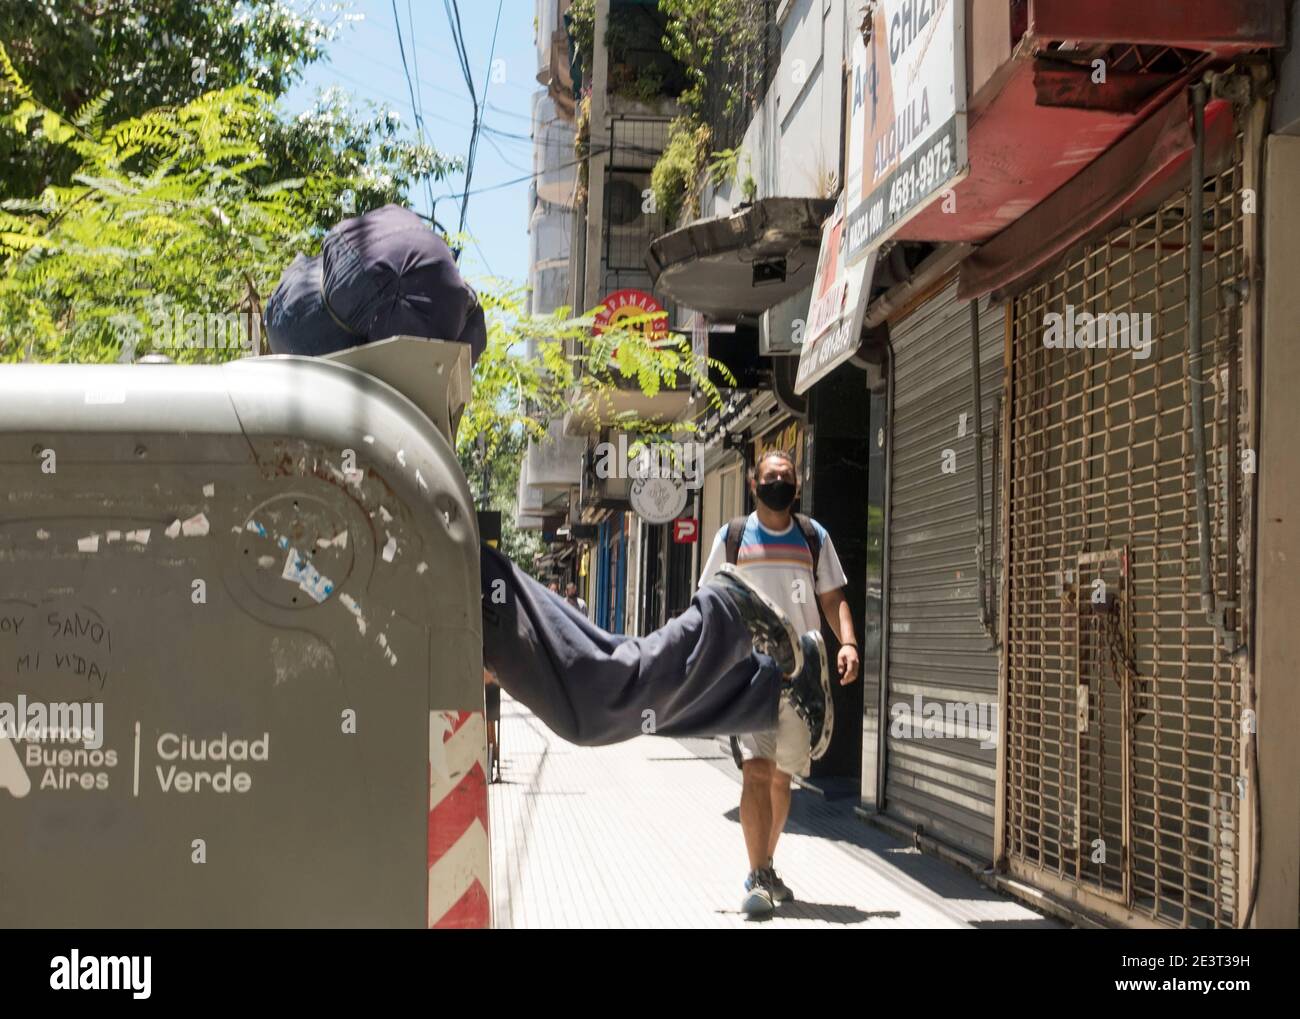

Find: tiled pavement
[489,694,1060,929]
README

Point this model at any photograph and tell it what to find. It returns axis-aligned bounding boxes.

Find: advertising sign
[843,0,968,264]
[593,288,674,369]
[593,288,669,337]
[795,196,876,394]
[630,475,688,525]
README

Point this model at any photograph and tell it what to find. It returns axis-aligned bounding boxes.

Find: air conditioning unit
[579,433,631,509]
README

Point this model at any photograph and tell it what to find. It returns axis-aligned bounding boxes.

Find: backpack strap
[793,513,822,578]
[724,516,747,565]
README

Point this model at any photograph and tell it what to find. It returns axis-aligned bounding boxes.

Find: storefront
[636,509,698,632]
[999,132,1253,928]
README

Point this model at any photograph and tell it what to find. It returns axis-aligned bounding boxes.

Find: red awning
[957,92,1237,301]
[891,0,1281,265]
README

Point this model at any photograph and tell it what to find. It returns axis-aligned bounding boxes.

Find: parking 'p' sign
[673,518,698,544]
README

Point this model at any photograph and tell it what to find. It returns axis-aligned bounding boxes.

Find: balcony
[525,419,586,490]
[603,0,688,118]
[538,0,577,120]
[645,196,834,321]
[528,200,572,316]
[515,458,547,532]
[533,91,578,209]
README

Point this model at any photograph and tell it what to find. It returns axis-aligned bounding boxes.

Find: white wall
[699,0,847,217]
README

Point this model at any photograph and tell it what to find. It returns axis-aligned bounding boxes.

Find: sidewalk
[489,694,1059,929]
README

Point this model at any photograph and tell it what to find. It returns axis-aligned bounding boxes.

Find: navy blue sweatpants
[480,545,782,746]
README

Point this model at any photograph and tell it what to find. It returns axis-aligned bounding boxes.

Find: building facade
[520,0,1300,927]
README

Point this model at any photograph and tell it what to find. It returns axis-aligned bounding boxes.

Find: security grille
[603,117,668,276]
[1004,138,1248,928]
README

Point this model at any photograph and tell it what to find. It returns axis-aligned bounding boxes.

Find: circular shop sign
[591,289,669,341]
[629,474,688,525]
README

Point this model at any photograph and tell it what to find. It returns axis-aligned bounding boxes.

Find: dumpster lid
[321,335,471,442]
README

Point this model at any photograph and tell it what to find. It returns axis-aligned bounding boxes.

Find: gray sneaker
[762,860,794,904]
[786,631,833,760]
[742,870,776,916]
[709,564,803,678]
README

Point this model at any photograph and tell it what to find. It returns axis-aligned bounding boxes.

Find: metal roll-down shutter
[884,281,1005,861]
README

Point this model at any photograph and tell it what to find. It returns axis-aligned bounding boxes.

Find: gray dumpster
[0,339,489,928]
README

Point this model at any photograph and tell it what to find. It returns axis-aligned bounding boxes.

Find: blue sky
[285,0,540,290]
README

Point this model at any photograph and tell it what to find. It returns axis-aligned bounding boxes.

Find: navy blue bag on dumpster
[266,203,486,361]
[264,253,358,356]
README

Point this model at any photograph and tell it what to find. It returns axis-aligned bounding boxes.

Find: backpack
[724,513,821,577]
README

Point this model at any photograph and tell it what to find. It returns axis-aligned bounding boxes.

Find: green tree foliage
[652,0,769,221]
[566,0,597,88]
[457,429,545,579]
[0,40,437,365]
[260,86,456,228]
[461,281,728,466]
[658,0,764,118]
[0,44,726,455]
[0,10,731,573]
[0,0,339,201]
[650,116,709,226]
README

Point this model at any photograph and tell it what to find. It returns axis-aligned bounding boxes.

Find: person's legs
[768,769,793,861]
[766,697,811,859]
[740,751,780,916]
[740,758,775,873]
[480,544,782,746]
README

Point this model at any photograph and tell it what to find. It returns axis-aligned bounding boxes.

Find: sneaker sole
[716,564,803,677]
[806,631,834,761]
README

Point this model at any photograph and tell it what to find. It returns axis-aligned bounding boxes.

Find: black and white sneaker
[742,870,776,916]
[708,564,803,678]
[762,860,794,904]
[786,631,833,760]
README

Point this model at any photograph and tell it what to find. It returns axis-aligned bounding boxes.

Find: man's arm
[811,527,859,685]
[817,586,859,685]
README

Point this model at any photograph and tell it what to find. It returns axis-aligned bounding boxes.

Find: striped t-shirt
[698,513,847,635]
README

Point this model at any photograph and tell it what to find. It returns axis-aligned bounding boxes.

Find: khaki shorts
[735,696,810,777]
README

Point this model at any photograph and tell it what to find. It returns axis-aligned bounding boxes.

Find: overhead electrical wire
[337,41,533,123]
[320,64,530,152]
[484,132,533,174]
[464,0,506,234]
[335,3,601,278]
[389,0,436,213]
[436,0,507,277]
[349,11,538,98]
[405,0,434,213]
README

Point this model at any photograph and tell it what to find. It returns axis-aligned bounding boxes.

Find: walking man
[563,581,588,614]
[699,449,860,916]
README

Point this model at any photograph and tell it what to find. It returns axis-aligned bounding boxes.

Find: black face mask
[756,479,797,512]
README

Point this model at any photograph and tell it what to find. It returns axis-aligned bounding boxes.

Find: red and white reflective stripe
[428,709,491,928]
